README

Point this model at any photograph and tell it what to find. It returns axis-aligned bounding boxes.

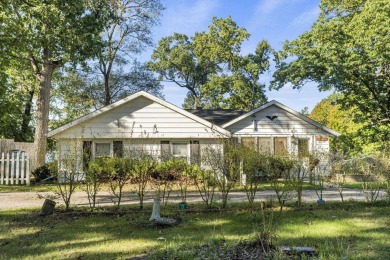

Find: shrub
[31,162,57,182]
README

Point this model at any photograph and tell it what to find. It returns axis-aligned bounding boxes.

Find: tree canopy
[148,17,272,110]
[0,0,113,167]
[309,93,366,154]
[271,0,390,131]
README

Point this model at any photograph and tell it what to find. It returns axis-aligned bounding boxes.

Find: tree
[202,139,241,208]
[309,93,365,154]
[87,61,164,107]
[148,33,211,108]
[1,1,112,168]
[271,0,390,129]
[0,59,37,141]
[92,0,163,106]
[149,17,271,110]
[202,40,271,110]
[50,61,164,129]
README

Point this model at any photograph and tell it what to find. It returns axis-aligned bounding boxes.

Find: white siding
[55,96,225,139]
[228,105,331,136]
[226,105,332,154]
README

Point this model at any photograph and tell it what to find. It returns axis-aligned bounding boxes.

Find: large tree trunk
[104,74,110,106]
[32,50,57,169]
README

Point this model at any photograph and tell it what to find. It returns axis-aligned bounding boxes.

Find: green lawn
[1,201,389,259]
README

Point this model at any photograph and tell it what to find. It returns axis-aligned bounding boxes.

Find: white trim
[222,100,340,137]
[48,91,231,138]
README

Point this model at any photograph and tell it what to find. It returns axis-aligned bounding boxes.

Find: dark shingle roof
[185,109,246,125]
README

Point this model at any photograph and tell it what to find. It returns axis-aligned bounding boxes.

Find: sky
[140,0,332,112]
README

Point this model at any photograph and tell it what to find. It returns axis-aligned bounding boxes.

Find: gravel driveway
[0,189,386,210]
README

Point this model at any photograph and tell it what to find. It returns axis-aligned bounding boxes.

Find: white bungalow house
[48,91,340,172]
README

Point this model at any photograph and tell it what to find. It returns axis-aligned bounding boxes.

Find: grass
[0,201,389,259]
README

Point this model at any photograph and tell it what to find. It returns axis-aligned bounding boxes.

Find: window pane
[172,143,187,157]
[95,143,110,157]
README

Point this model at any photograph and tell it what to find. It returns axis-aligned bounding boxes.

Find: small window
[172,142,188,158]
[95,143,111,157]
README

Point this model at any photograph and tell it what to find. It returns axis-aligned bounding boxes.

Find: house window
[241,137,255,149]
[298,138,310,158]
[95,143,111,157]
[274,137,288,156]
[160,141,198,163]
[258,137,272,154]
[171,142,188,158]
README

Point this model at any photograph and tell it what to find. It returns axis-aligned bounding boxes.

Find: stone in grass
[279,246,317,257]
[40,199,56,216]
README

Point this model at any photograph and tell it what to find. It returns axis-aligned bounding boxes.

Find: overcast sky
[141,0,332,112]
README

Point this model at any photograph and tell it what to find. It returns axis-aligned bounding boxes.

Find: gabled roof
[185,109,246,125]
[48,91,231,138]
[222,100,341,137]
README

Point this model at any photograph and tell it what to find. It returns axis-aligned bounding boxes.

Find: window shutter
[190,141,200,164]
[82,141,92,171]
[160,141,170,161]
[113,141,123,158]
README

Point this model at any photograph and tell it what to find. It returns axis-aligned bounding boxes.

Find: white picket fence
[0,152,30,185]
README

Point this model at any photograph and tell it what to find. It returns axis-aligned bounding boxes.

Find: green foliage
[156,158,188,203]
[202,140,242,208]
[242,147,266,204]
[271,0,390,139]
[309,93,371,155]
[31,163,56,182]
[85,158,109,209]
[106,157,133,208]
[148,17,271,110]
[132,152,157,209]
[1,0,114,167]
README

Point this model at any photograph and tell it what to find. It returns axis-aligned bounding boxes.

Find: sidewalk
[0,189,386,210]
